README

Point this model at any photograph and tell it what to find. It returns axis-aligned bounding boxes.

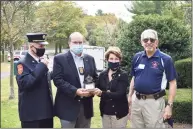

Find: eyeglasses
[143,38,156,43]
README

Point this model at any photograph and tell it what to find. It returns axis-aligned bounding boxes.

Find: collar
[28,51,40,62]
[70,50,84,59]
[103,68,121,76]
[142,49,160,58]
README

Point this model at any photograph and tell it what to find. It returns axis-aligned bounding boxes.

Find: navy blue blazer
[15,53,54,122]
[52,51,98,121]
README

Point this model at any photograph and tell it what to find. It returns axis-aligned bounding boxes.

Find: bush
[172,101,192,124]
[165,88,192,124]
[174,58,192,88]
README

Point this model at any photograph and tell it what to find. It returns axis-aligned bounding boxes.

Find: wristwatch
[167,102,173,108]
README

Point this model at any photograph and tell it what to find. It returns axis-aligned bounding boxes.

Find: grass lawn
[1,72,192,128]
[1,62,10,73]
[1,77,130,128]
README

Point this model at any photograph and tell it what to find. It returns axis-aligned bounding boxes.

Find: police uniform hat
[26,33,49,45]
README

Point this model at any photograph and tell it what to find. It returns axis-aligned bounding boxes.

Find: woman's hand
[93,88,102,96]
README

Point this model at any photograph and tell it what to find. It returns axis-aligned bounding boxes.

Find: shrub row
[174,58,192,88]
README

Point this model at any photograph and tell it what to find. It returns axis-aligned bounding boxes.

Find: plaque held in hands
[84,75,95,91]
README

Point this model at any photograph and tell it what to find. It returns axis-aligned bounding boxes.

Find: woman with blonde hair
[94,46,129,128]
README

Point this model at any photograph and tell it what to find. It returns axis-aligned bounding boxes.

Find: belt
[135,90,166,100]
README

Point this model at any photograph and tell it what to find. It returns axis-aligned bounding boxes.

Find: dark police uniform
[15,33,54,128]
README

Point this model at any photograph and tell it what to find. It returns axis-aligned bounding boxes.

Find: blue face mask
[70,44,83,55]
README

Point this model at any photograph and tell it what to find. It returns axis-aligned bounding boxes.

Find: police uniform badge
[26,33,48,45]
[17,64,23,75]
[78,67,84,75]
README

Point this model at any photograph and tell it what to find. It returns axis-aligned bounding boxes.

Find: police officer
[128,29,177,128]
[15,33,54,128]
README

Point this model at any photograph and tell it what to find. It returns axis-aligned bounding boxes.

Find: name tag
[138,64,145,69]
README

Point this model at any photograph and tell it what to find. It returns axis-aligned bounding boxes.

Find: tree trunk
[9,43,15,100]
[55,42,58,55]
[59,43,62,53]
[155,1,161,15]
[2,43,5,62]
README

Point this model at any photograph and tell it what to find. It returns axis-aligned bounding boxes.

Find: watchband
[167,102,173,108]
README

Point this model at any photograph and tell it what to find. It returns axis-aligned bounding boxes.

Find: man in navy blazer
[52,32,98,128]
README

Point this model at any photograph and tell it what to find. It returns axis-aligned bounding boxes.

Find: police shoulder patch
[17,64,23,75]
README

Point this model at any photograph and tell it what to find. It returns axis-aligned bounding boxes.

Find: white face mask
[70,44,83,55]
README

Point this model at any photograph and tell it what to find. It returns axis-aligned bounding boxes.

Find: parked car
[7,53,11,62]
[7,50,50,62]
[7,50,27,62]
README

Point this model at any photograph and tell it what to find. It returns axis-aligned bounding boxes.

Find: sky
[72,1,135,23]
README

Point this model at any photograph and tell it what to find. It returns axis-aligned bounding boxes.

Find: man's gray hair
[141,29,158,41]
[68,32,84,43]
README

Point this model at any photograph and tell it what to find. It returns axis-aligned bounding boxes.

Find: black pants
[21,118,53,128]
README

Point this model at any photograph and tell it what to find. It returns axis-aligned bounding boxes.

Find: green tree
[181,1,191,25]
[1,1,37,99]
[126,1,191,25]
[34,1,86,54]
[126,1,165,15]
[1,29,9,62]
[95,9,103,16]
[84,13,118,48]
[117,14,191,78]
[83,15,98,46]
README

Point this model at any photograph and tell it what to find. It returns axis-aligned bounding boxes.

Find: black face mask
[108,61,120,71]
[33,46,45,57]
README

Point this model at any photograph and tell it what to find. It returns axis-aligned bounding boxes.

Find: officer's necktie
[39,58,41,63]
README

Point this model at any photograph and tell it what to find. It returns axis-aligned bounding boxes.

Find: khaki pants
[102,114,128,128]
[130,93,165,128]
